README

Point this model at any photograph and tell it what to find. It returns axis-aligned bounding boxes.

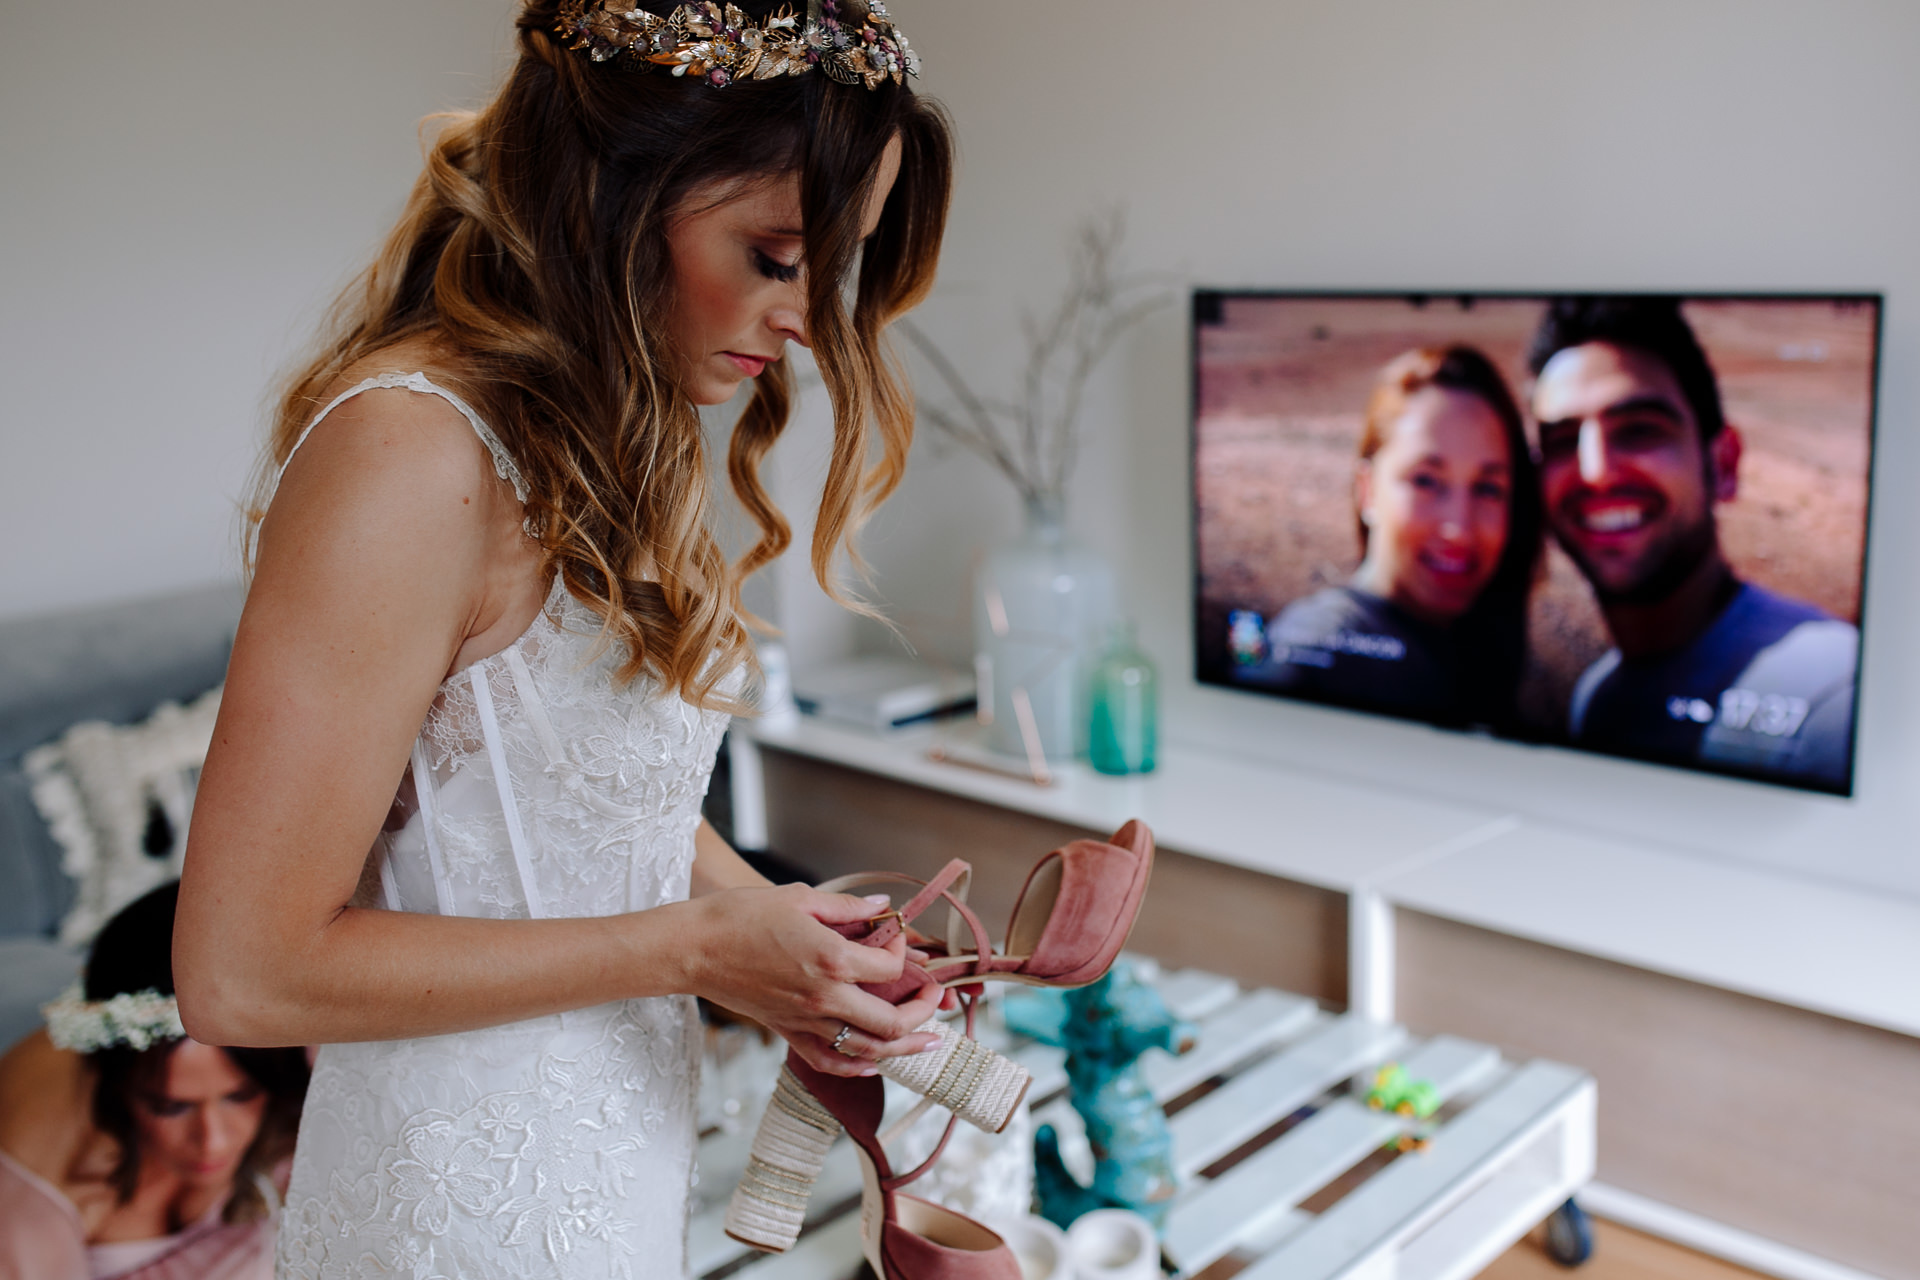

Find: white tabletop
[745,716,1504,893]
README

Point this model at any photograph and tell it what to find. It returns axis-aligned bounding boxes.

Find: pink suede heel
[926,819,1155,991]
[723,861,1032,1254]
[791,1056,1023,1280]
[723,825,1154,1257]
[827,860,1034,1137]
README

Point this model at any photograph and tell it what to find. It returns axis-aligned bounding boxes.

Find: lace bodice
[274,375,734,1280]
[374,575,729,926]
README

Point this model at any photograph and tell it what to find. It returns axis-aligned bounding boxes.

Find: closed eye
[753,249,801,284]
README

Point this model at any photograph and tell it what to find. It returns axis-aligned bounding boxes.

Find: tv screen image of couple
[1191,291,1881,796]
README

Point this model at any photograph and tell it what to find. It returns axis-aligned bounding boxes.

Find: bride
[173,3,953,1275]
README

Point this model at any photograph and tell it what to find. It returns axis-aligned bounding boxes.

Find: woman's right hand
[678,884,944,1077]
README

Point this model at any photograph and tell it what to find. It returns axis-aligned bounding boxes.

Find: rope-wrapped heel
[878,1015,1030,1135]
[729,858,1034,1255]
[725,1027,1030,1254]
[725,1065,842,1253]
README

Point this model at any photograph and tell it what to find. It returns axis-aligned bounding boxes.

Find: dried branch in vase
[899,212,1173,507]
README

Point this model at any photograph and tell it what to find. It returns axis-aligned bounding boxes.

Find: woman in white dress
[173,3,952,1276]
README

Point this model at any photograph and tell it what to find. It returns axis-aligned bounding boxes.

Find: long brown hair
[247,1,953,707]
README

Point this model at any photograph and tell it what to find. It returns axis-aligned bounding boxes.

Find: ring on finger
[831,1023,857,1057]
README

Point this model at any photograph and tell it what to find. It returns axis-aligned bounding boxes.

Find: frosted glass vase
[974,498,1115,763]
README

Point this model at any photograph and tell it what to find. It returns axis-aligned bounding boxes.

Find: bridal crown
[556,0,918,89]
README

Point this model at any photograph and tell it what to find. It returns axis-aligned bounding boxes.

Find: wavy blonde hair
[245,1,952,708]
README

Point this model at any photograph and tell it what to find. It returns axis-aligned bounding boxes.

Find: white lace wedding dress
[274,374,732,1279]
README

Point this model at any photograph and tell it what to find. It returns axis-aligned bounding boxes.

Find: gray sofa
[0,583,243,1050]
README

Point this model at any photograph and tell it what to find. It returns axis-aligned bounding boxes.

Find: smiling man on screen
[1527,296,1857,789]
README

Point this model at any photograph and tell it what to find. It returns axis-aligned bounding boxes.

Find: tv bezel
[1187,287,1885,798]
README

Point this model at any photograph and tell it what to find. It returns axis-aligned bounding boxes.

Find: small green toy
[1365,1064,1440,1152]
[1365,1063,1440,1117]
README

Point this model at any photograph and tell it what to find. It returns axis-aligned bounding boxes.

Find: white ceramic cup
[1066,1209,1160,1280]
[996,1214,1072,1280]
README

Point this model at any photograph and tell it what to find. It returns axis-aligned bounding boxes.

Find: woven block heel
[879,1015,1030,1135]
[792,1057,1024,1280]
[725,1065,843,1252]
[725,1023,1030,1254]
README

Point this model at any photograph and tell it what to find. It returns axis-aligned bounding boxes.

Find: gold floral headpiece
[556,0,918,89]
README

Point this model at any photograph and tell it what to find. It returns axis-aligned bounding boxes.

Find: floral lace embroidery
[280,575,734,1278]
[280,998,701,1278]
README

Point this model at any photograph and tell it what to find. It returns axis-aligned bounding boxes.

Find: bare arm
[173,390,935,1075]
[0,1031,94,1185]
[691,818,774,895]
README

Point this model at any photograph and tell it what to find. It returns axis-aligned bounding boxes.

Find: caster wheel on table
[1545,1197,1593,1267]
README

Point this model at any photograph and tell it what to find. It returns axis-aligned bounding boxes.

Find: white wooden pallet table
[691,962,1594,1280]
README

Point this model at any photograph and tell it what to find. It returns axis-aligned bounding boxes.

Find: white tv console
[732,715,1920,1040]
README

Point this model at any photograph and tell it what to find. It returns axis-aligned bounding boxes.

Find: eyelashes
[753,249,802,285]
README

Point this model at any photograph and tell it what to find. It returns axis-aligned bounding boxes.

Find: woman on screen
[1235,345,1541,727]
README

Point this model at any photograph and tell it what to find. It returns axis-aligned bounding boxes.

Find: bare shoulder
[270,363,511,556]
[0,1030,94,1184]
[255,356,544,676]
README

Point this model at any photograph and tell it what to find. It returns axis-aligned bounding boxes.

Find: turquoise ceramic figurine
[1012,962,1196,1231]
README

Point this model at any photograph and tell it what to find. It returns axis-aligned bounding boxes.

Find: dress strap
[272,371,529,504]
[405,742,458,916]
[469,665,548,920]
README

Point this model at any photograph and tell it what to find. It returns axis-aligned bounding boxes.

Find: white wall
[845,0,1920,902]
[7,1,1918,903]
[0,0,518,619]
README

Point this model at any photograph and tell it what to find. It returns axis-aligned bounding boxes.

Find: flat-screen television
[1191,291,1881,796]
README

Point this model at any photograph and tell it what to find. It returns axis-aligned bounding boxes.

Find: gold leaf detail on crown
[555,0,918,89]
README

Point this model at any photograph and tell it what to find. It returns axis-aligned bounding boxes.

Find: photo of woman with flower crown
[0,883,310,1280]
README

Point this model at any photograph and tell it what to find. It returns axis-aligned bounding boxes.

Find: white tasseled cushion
[24,686,222,946]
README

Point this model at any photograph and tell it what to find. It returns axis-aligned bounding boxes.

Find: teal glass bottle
[1088,622,1157,776]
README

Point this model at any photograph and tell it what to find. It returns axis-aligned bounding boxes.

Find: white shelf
[744,716,1505,893]
[1375,820,1920,1039]
[742,715,1920,1040]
